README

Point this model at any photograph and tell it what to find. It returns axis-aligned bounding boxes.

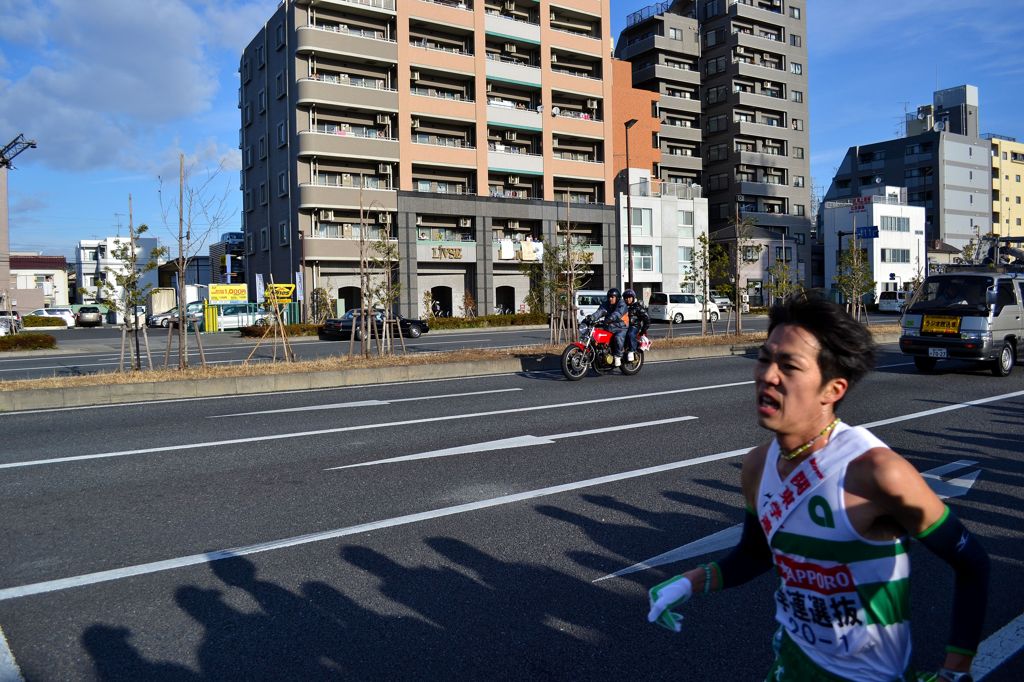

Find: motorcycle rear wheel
[561,346,589,381]
[620,351,644,375]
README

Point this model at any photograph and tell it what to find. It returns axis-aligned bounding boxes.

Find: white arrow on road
[594,458,981,582]
[327,416,698,469]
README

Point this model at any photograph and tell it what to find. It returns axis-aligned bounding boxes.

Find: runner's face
[755,324,838,435]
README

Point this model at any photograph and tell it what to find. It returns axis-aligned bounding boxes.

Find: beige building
[241,0,620,317]
[989,134,1024,238]
[9,254,69,310]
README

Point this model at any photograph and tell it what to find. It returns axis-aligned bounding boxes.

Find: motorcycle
[561,318,650,381]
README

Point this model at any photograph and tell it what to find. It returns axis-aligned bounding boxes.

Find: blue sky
[2,0,1023,260]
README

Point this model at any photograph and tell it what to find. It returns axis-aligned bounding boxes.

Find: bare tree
[721,210,762,334]
[685,232,730,336]
[834,238,874,321]
[159,153,235,369]
[368,227,401,356]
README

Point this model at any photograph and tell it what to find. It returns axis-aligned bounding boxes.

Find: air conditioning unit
[508,220,520,228]
[550,11,557,21]
[341,173,353,183]
[507,175,519,185]
[412,118,421,128]
[458,217,472,227]
[586,99,598,108]
[505,43,517,53]
[416,216,423,225]
[486,82,493,92]
[377,212,392,224]
[319,210,335,221]
[376,114,389,125]
[763,81,772,87]
[505,130,517,141]
[378,163,391,174]
[411,70,421,80]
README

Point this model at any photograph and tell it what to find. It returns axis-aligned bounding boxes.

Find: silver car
[75,306,104,327]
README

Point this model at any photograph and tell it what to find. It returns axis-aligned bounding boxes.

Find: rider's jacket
[625,301,650,334]
[593,298,628,331]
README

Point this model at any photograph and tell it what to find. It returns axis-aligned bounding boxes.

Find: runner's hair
[768,293,876,392]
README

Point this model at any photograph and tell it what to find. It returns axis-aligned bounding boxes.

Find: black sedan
[319,309,429,341]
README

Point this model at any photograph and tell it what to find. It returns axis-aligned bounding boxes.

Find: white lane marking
[594,459,984,582]
[0,382,753,470]
[209,388,522,418]
[0,624,23,682]
[328,416,698,469]
[0,448,749,601]
[0,348,246,373]
[974,611,1024,680]
[405,338,494,346]
[875,361,915,368]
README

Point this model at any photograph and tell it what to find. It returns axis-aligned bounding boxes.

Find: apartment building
[8,254,69,311]
[823,85,991,256]
[240,0,619,318]
[615,0,812,299]
[989,134,1024,238]
[74,237,162,305]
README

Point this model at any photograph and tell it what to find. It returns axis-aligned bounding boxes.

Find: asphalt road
[1,344,1021,680]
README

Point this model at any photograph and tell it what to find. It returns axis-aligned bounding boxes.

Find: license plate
[921,315,961,334]
[928,347,948,358]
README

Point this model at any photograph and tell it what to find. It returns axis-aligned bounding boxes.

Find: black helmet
[623,289,636,300]
[607,287,621,299]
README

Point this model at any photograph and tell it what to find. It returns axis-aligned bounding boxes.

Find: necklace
[779,417,841,461]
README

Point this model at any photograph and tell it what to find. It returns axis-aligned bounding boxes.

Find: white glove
[647,575,692,632]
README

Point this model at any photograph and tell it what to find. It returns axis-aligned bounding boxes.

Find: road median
[0,329,902,412]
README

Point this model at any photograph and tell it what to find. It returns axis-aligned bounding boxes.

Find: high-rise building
[209,232,246,284]
[616,0,812,295]
[988,134,1024,238]
[240,0,621,318]
[823,85,990,258]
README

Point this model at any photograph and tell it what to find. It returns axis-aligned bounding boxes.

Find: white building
[75,236,162,305]
[618,170,709,303]
[823,187,926,302]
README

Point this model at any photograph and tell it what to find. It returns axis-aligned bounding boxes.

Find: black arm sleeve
[716,509,776,589]
[915,507,990,655]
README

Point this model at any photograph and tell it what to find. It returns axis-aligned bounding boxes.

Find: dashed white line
[209,388,522,418]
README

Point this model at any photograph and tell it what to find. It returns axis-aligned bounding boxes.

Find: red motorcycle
[561,319,649,380]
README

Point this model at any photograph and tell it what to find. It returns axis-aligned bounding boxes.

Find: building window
[277,171,288,196]
[706,114,728,133]
[790,6,801,19]
[790,90,803,103]
[275,22,285,49]
[775,246,793,261]
[275,72,286,99]
[789,34,802,47]
[1017,218,1022,226]
[244,190,253,211]
[881,248,910,263]
[625,245,656,271]
[708,173,729,191]
[259,183,267,206]
[244,103,252,126]
[630,207,653,237]
[793,176,805,188]
[669,27,682,40]
[677,210,694,226]
[258,89,266,113]
[791,118,804,131]
[258,136,266,159]
[743,246,760,261]
[706,85,728,104]
[277,121,287,147]
[790,62,803,75]
[242,58,251,83]
[706,55,727,76]
[279,221,289,245]
[652,132,660,148]
[707,143,728,162]
[712,203,729,220]
[793,146,805,159]
[260,228,268,251]
[246,232,254,254]
[256,45,265,68]
[704,0,723,17]
[881,216,910,232]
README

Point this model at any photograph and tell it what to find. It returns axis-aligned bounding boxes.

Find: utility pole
[624,119,638,292]
[1,134,37,318]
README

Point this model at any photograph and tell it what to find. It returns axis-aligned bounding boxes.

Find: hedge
[22,315,67,328]
[427,312,548,330]
[0,332,58,351]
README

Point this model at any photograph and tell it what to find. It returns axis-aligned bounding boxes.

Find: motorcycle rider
[622,289,650,363]
[587,287,628,366]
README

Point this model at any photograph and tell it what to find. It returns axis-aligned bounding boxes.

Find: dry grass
[0,324,901,393]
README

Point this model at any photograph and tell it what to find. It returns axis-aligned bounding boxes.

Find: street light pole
[624,118,638,292]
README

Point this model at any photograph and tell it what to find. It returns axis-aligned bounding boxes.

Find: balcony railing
[486,52,539,68]
[420,0,472,10]
[338,0,396,10]
[310,177,394,190]
[308,24,395,42]
[628,180,703,199]
[310,124,394,140]
[554,109,601,122]
[411,40,471,56]
[411,87,474,102]
[303,74,395,91]
[484,9,539,26]
[489,143,541,156]
[414,137,474,149]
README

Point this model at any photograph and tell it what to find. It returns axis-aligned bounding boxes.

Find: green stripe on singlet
[856,578,911,626]
[771,531,905,564]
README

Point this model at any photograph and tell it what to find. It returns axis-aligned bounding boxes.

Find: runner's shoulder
[740,443,772,507]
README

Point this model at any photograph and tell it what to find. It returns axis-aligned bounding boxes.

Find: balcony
[487,146,544,175]
[737,180,791,197]
[484,12,540,43]
[632,64,700,88]
[296,26,398,62]
[302,237,364,260]
[658,93,701,114]
[736,149,790,168]
[486,100,542,129]
[296,77,398,110]
[486,54,542,86]
[316,0,397,12]
[296,129,399,160]
[659,124,701,143]
[297,182,398,211]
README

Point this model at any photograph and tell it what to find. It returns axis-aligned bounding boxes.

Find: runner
[647,294,989,681]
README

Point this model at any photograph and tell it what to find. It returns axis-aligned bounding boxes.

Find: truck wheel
[914,356,937,372]
[992,342,1015,377]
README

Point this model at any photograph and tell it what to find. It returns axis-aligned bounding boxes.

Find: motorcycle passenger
[587,287,628,366]
[622,289,650,363]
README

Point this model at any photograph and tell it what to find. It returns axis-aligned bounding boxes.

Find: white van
[648,292,720,323]
[573,290,607,323]
[878,290,910,313]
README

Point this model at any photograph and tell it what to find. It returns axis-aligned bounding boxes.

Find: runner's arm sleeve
[716,508,775,589]
[915,506,990,655]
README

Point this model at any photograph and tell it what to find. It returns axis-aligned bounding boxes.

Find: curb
[0,332,903,413]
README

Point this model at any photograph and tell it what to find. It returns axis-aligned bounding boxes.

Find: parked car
[75,306,104,327]
[648,292,721,323]
[709,290,732,311]
[124,305,147,329]
[0,310,23,331]
[878,290,910,313]
[213,304,270,330]
[319,309,429,340]
[28,307,77,325]
[148,307,179,328]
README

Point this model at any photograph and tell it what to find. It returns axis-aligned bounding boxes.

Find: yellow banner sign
[264,283,296,303]
[208,284,249,304]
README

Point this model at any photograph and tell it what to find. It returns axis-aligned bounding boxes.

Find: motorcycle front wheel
[561,345,589,381]
[620,351,644,376]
